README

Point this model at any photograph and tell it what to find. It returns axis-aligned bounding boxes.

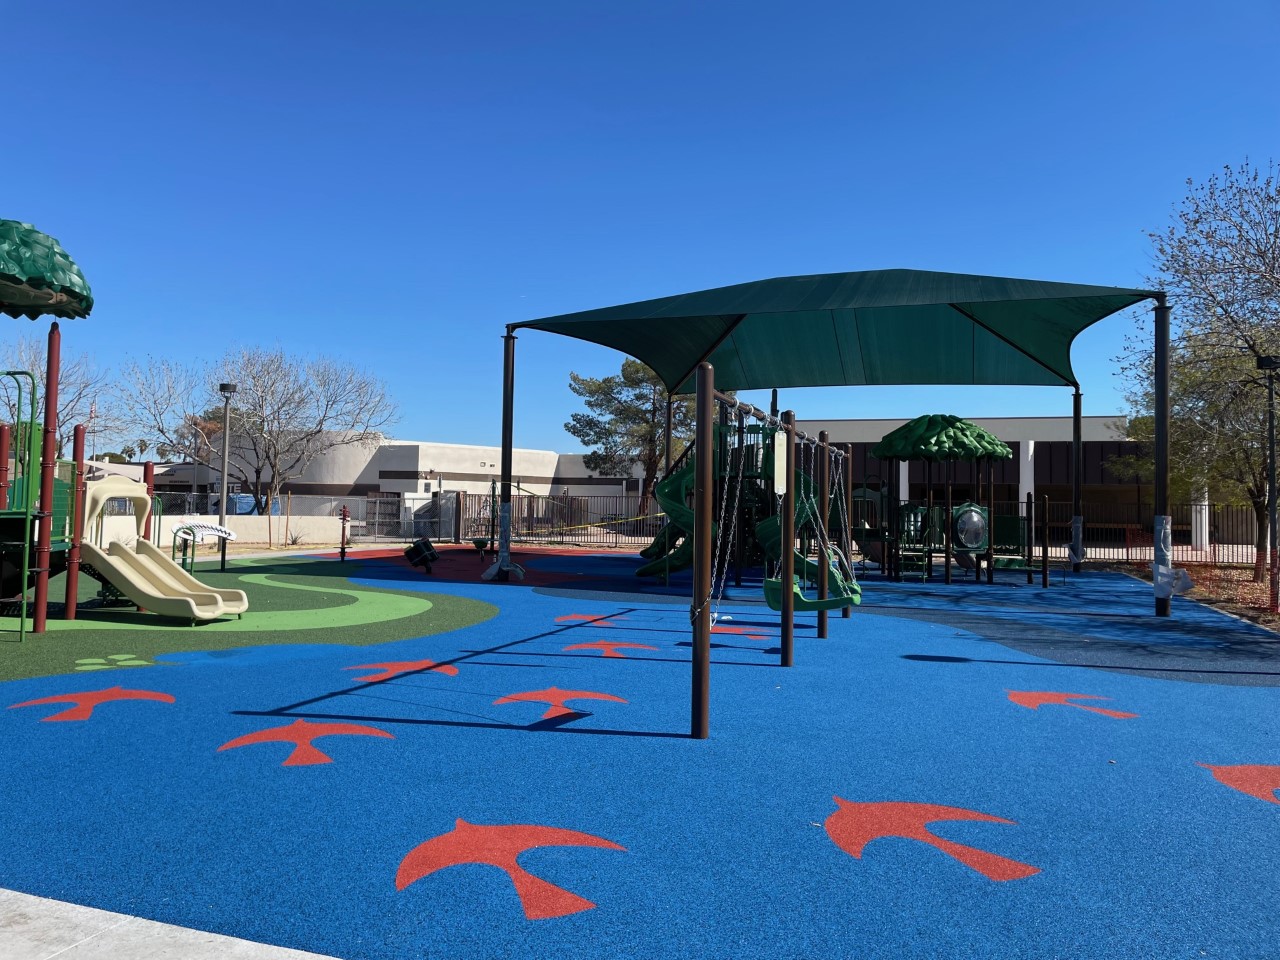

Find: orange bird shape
[396,818,626,919]
[562,641,659,659]
[825,798,1040,882]
[493,687,627,720]
[1198,763,1280,805]
[218,718,394,766]
[8,686,175,722]
[345,660,459,682]
[1006,690,1138,719]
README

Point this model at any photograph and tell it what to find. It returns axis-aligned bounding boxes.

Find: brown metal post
[1026,492,1035,585]
[817,430,830,638]
[842,443,854,618]
[0,423,9,511]
[926,461,934,580]
[691,363,714,739]
[944,461,953,584]
[733,408,745,588]
[1153,294,1172,616]
[143,461,155,543]
[986,459,995,585]
[64,424,86,619]
[664,394,673,475]
[780,411,796,667]
[32,322,61,633]
[496,330,517,582]
[1041,494,1050,588]
[1072,388,1084,573]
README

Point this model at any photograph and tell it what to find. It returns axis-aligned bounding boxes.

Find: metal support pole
[32,322,60,634]
[143,462,155,543]
[733,408,745,588]
[1026,492,1035,585]
[817,430,829,638]
[1154,294,1172,616]
[219,386,234,571]
[1041,494,1050,588]
[842,443,854,618]
[780,411,796,666]
[64,424,85,619]
[944,461,953,584]
[986,459,995,585]
[0,423,9,510]
[664,394,673,475]
[1262,371,1280,609]
[492,330,523,582]
[1071,387,1084,573]
[691,363,714,739]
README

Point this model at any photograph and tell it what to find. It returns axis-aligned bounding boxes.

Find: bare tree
[0,334,123,456]
[117,347,398,512]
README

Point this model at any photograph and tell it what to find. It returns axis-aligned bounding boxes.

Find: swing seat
[762,575,861,612]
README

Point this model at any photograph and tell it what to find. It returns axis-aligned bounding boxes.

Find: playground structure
[77,475,248,623]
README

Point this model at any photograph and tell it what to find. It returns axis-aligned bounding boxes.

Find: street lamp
[218,382,237,571]
[1257,357,1279,613]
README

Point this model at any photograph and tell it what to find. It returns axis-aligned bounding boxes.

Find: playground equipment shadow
[1,547,1278,960]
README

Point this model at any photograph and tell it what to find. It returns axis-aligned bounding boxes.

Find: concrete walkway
[0,890,339,960]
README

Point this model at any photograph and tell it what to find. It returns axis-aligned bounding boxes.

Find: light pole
[218,382,237,571]
[1257,357,1279,614]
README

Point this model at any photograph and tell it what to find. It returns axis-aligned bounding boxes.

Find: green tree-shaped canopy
[0,219,93,320]
[871,414,1012,462]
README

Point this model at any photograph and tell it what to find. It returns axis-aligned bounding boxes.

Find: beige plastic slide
[134,540,248,615]
[80,542,229,623]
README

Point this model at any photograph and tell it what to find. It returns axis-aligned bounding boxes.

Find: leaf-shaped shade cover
[0,219,93,319]
[870,414,1013,462]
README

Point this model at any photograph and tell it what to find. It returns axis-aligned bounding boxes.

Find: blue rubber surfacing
[0,557,1277,960]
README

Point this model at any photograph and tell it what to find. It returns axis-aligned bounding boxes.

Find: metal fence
[146,490,1264,565]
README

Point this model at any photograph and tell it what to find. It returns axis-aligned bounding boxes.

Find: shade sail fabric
[871,413,1013,462]
[0,219,93,320]
[513,269,1155,393]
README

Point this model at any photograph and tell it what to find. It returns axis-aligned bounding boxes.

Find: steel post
[64,424,85,619]
[691,363,714,739]
[32,322,60,634]
[780,411,796,666]
[1154,295,1172,616]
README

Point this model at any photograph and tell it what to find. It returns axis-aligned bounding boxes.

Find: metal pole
[64,424,85,619]
[1270,371,1278,614]
[219,390,232,571]
[1072,387,1084,573]
[734,408,745,588]
[0,423,9,510]
[1041,494,1050,588]
[817,430,829,638]
[494,330,519,582]
[143,462,155,543]
[842,442,854,618]
[780,411,796,666]
[32,322,60,634]
[1154,294,1172,616]
[1026,491,1035,585]
[692,363,714,739]
[664,394,673,475]
[985,458,994,585]
[944,460,953,584]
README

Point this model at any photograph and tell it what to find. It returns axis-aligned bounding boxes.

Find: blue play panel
[1,556,1278,959]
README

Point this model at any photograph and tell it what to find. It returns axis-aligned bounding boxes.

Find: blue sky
[11,0,1280,452]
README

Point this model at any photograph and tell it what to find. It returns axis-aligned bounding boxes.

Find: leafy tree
[565,358,698,509]
[116,347,398,513]
[1118,160,1280,579]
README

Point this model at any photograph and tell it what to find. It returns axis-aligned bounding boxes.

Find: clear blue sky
[12,0,1280,451]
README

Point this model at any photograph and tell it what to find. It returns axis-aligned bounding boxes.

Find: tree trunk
[1252,497,1268,583]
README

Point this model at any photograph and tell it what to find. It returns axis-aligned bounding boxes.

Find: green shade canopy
[0,219,93,320]
[871,414,1013,462]
[514,269,1155,394]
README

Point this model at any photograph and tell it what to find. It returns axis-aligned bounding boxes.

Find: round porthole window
[953,505,987,551]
